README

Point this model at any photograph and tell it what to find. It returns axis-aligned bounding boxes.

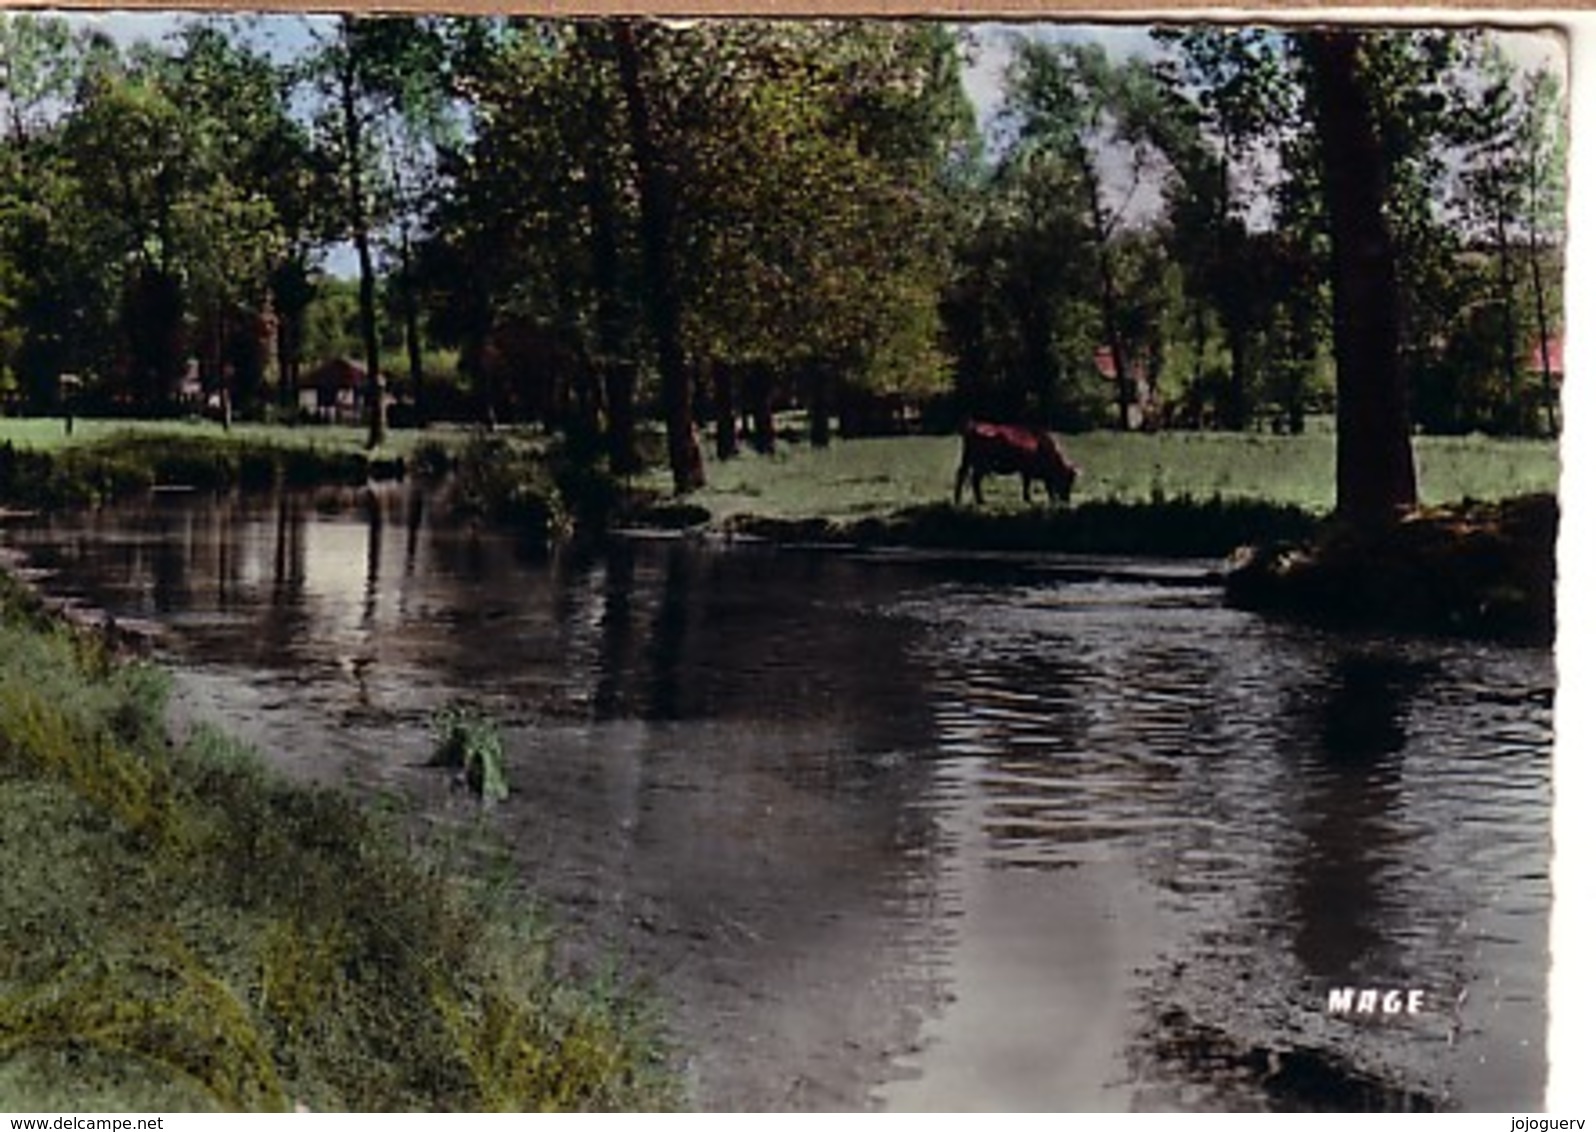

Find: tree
[422,21,640,449]
[611,20,702,492]
[1520,65,1566,434]
[163,24,305,422]
[1152,27,1294,429]
[62,54,195,410]
[943,144,1101,425]
[1300,30,1417,520]
[1001,39,1166,430]
[307,15,449,447]
[0,15,106,409]
[1452,40,1565,435]
[431,19,969,477]
[660,21,969,448]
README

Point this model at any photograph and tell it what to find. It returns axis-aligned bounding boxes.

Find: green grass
[0,573,678,1111]
[0,417,462,459]
[0,424,490,509]
[665,430,1559,523]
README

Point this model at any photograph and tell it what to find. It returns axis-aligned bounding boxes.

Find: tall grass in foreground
[0,575,677,1111]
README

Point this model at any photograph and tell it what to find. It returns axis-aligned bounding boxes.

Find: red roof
[1525,335,1564,375]
[306,357,369,390]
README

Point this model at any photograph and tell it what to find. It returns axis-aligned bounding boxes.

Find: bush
[410,439,455,481]
[447,436,571,542]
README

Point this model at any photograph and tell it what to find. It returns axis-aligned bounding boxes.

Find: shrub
[448,436,571,542]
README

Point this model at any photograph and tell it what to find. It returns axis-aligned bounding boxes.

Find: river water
[0,486,1553,1111]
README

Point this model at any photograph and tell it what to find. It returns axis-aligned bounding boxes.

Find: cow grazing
[954,421,1080,506]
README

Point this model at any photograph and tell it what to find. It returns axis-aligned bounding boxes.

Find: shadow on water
[1289,654,1434,983]
[0,488,1552,1111]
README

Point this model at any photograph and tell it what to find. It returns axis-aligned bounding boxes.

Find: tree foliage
[0,15,1566,496]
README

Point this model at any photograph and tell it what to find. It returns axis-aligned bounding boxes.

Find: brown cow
[954,421,1080,506]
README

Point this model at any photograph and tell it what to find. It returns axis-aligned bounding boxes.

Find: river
[0,485,1553,1111]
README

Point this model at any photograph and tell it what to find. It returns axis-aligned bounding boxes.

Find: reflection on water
[1,487,1552,1111]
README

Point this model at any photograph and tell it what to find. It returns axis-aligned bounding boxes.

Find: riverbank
[0,570,678,1111]
[0,421,1560,641]
[1225,493,1557,645]
[641,433,1558,642]
[0,427,415,510]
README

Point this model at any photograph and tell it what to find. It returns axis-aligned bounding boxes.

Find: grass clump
[430,703,510,804]
[0,571,678,1111]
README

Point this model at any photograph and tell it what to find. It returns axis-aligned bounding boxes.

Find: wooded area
[0,17,1566,514]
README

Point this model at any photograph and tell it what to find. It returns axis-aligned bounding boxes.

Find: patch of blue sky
[53,12,1568,274]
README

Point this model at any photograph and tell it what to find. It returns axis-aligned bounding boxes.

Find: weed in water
[430,703,511,804]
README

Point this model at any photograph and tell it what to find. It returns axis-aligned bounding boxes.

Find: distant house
[176,359,203,408]
[1092,345,1158,429]
[1524,334,1564,379]
[301,358,374,424]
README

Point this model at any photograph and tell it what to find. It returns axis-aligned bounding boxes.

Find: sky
[60,11,1569,251]
[66,11,1568,104]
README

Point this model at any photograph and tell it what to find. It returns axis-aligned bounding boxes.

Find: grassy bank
[718,497,1320,558]
[0,573,678,1111]
[0,422,615,546]
[0,417,1562,561]
[636,430,1557,560]
[0,418,431,458]
[0,429,407,510]
[1225,493,1557,644]
[668,431,1559,523]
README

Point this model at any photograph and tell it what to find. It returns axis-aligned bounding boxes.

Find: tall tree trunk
[746,362,776,455]
[712,360,738,460]
[272,258,313,417]
[1189,298,1210,427]
[612,20,703,494]
[399,225,425,426]
[276,318,297,414]
[806,358,832,448]
[1490,170,1521,432]
[126,266,184,415]
[1304,30,1417,521]
[579,53,639,473]
[1223,317,1250,431]
[340,31,386,450]
[1216,148,1251,432]
[1527,158,1559,435]
[1020,284,1056,421]
[1079,149,1134,431]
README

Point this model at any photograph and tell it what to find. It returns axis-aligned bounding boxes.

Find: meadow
[0,415,1561,557]
[0,417,1558,518]
[671,428,1561,523]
